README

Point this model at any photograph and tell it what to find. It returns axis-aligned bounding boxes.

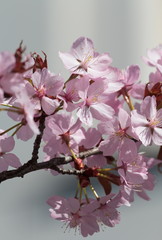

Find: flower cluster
[0,38,161,237]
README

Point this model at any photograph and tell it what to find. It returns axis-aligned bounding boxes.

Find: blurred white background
[0,0,162,239]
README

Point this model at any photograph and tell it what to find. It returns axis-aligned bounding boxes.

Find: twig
[0,147,101,183]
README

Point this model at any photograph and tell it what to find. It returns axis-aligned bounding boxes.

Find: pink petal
[47,195,67,208]
[141,96,157,120]
[119,139,138,162]
[67,198,80,213]
[98,121,116,135]
[152,127,162,145]
[72,129,85,144]
[31,70,42,89]
[77,106,93,126]
[50,209,66,220]
[4,153,21,168]
[99,137,120,155]
[86,154,107,168]
[82,128,101,148]
[59,52,79,72]
[90,103,114,121]
[0,156,8,172]
[106,81,123,93]
[88,53,112,78]
[0,136,15,152]
[16,125,34,141]
[46,74,64,96]
[0,52,15,75]
[76,76,89,100]
[131,110,148,127]
[118,108,131,129]
[136,190,150,201]
[69,118,82,134]
[135,126,152,146]
[129,83,145,99]
[41,97,59,115]
[80,216,99,237]
[127,65,140,85]
[71,37,94,61]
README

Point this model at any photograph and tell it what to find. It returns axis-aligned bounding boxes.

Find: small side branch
[0,147,102,183]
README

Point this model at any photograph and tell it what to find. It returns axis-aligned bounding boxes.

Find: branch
[0,147,101,183]
[29,113,46,164]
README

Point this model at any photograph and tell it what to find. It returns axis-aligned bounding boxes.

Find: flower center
[148,119,160,127]
[36,85,46,98]
[115,129,125,137]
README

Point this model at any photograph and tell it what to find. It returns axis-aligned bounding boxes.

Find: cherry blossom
[131,96,162,146]
[144,44,162,72]
[0,38,161,237]
[76,76,115,126]
[43,113,85,156]
[47,196,100,237]
[98,108,137,156]
[59,37,112,78]
[7,89,40,140]
[26,68,64,115]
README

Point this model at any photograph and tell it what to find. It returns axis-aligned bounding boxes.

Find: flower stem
[89,184,99,200]
[0,122,22,136]
[79,185,83,203]
[122,88,135,111]
[0,108,21,113]
[83,188,90,203]
[0,103,21,110]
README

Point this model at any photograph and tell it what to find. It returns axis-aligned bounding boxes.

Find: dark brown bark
[0,147,101,183]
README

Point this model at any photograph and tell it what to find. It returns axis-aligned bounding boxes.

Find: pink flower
[43,113,85,156]
[119,65,145,99]
[8,89,40,141]
[101,67,124,93]
[0,51,25,96]
[0,131,21,172]
[26,68,64,115]
[98,108,137,156]
[92,195,120,227]
[118,155,159,203]
[131,96,162,146]
[149,70,162,86]
[58,77,80,111]
[59,37,112,78]
[118,141,148,187]
[47,196,99,237]
[76,76,114,126]
[144,44,162,72]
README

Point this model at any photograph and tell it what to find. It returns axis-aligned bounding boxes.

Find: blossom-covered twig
[0,147,101,183]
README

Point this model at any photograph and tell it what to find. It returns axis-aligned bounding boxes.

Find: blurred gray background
[0,0,162,239]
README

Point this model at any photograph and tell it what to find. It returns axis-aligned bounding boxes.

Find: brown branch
[51,166,85,175]
[157,146,162,173]
[29,113,46,164]
[157,146,162,160]
[0,147,102,183]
